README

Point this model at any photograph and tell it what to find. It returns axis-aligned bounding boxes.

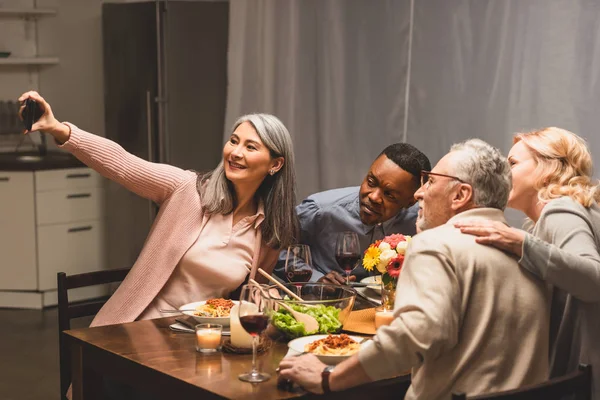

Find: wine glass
[236,284,271,383]
[335,231,361,284]
[284,244,313,287]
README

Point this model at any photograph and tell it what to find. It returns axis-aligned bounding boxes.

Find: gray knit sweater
[521,196,600,400]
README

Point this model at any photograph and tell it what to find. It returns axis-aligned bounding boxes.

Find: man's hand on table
[278,354,327,394]
[278,353,373,394]
[317,271,356,285]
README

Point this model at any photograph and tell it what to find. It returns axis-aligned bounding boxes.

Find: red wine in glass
[286,269,312,283]
[239,314,270,337]
[236,284,271,383]
[335,231,361,284]
[285,244,313,288]
[335,253,361,276]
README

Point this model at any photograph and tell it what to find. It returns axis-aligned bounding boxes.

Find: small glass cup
[195,323,223,353]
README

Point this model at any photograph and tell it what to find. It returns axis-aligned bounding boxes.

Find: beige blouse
[139,205,264,320]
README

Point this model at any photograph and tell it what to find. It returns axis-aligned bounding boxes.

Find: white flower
[396,241,409,255]
[378,241,391,252]
[377,249,397,273]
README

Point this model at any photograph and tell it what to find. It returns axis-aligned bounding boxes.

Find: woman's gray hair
[449,139,512,210]
[198,113,299,249]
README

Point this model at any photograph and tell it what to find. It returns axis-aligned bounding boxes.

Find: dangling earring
[269,169,276,176]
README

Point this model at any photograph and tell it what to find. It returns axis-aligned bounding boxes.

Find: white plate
[179,300,239,326]
[360,276,382,294]
[354,287,381,305]
[288,334,367,365]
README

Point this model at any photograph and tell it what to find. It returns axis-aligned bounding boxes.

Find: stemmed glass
[335,231,361,284]
[284,244,313,287]
[236,284,271,383]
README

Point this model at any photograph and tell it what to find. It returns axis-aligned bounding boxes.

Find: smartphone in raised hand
[21,98,43,131]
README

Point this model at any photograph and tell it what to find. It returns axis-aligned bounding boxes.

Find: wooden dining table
[64,315,410,399]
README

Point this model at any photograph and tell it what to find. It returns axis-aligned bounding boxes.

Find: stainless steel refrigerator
[102,0,229,270]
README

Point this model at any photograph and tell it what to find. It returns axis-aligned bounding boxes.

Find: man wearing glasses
[279,139,550,399]
[274,143,431,283]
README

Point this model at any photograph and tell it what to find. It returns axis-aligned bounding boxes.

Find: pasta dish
[304,334,360,356]
[194,298,235,317]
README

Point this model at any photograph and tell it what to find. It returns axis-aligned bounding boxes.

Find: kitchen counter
[0,151,85,171]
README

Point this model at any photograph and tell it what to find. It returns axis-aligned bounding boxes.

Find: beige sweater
[358,208,550,400]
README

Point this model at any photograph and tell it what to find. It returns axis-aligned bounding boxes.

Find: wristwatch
[321,365,335,394]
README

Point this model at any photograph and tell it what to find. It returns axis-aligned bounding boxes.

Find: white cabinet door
[0,172,37,290]
[37,219,105,291]
[36,187,105,225]
[35,168,103,192]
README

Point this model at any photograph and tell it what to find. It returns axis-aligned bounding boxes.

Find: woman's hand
[18,91,70,144]
[454,220,525,258]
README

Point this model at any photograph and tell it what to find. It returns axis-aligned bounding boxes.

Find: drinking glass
[236,284,271,383]
[335,231,361,284]
[284,244,313,287]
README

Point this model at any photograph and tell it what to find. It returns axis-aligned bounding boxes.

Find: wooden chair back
[452,364,592,400]
[57,268,130,400]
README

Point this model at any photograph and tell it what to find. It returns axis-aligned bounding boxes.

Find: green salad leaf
[271,303,342,338]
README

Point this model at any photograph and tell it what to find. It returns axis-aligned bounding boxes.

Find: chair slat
[68,300,109,320]
[65,268,130,290]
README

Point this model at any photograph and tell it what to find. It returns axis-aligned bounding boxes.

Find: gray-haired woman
[19,91,299,327]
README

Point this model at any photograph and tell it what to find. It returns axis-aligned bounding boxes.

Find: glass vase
[380,280,397,311]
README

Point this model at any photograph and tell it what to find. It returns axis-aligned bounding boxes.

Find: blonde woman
[455,127,600,399]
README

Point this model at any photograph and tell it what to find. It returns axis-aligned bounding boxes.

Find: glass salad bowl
[265,283,356,338]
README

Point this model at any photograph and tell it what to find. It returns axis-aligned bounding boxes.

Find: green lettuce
[271,304,342,338]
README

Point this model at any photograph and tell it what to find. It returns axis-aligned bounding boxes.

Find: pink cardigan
[61,123,280,327]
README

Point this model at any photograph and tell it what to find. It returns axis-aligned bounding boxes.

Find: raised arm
[19,91,192,204]
[520,205,600,302]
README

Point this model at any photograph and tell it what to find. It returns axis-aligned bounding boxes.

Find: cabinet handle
[66,173,91,179]
[0,177,9,182]
[66,193,91,199]
[68,226,92,233]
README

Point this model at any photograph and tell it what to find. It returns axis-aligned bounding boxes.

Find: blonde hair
[514,127,600,207]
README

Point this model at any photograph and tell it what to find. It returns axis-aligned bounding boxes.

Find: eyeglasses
[420,170,467,188]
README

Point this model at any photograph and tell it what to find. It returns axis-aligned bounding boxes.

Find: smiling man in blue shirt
[275,143,431,284]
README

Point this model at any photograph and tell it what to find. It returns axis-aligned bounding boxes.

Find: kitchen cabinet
[0,165,107,308]
[0,7,60,66]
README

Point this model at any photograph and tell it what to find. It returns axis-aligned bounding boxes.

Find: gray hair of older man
[449,139,512,210]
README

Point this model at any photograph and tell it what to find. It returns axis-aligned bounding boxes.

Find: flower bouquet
[362,234,412,309]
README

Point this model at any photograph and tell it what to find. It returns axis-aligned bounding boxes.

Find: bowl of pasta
[288,334,367,365]
[179,298,238,326]
[266,283,356,338]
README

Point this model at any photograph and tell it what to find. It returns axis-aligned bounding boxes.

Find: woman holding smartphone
[19,90,299,327]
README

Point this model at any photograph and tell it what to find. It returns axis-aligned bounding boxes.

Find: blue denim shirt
[274,186,418,281]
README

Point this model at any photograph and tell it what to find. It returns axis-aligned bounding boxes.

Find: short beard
[416,217,427,233]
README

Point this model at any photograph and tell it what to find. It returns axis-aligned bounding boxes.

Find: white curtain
[226,0,600,217]
[226,0,412,200]
[408,0,600,224]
